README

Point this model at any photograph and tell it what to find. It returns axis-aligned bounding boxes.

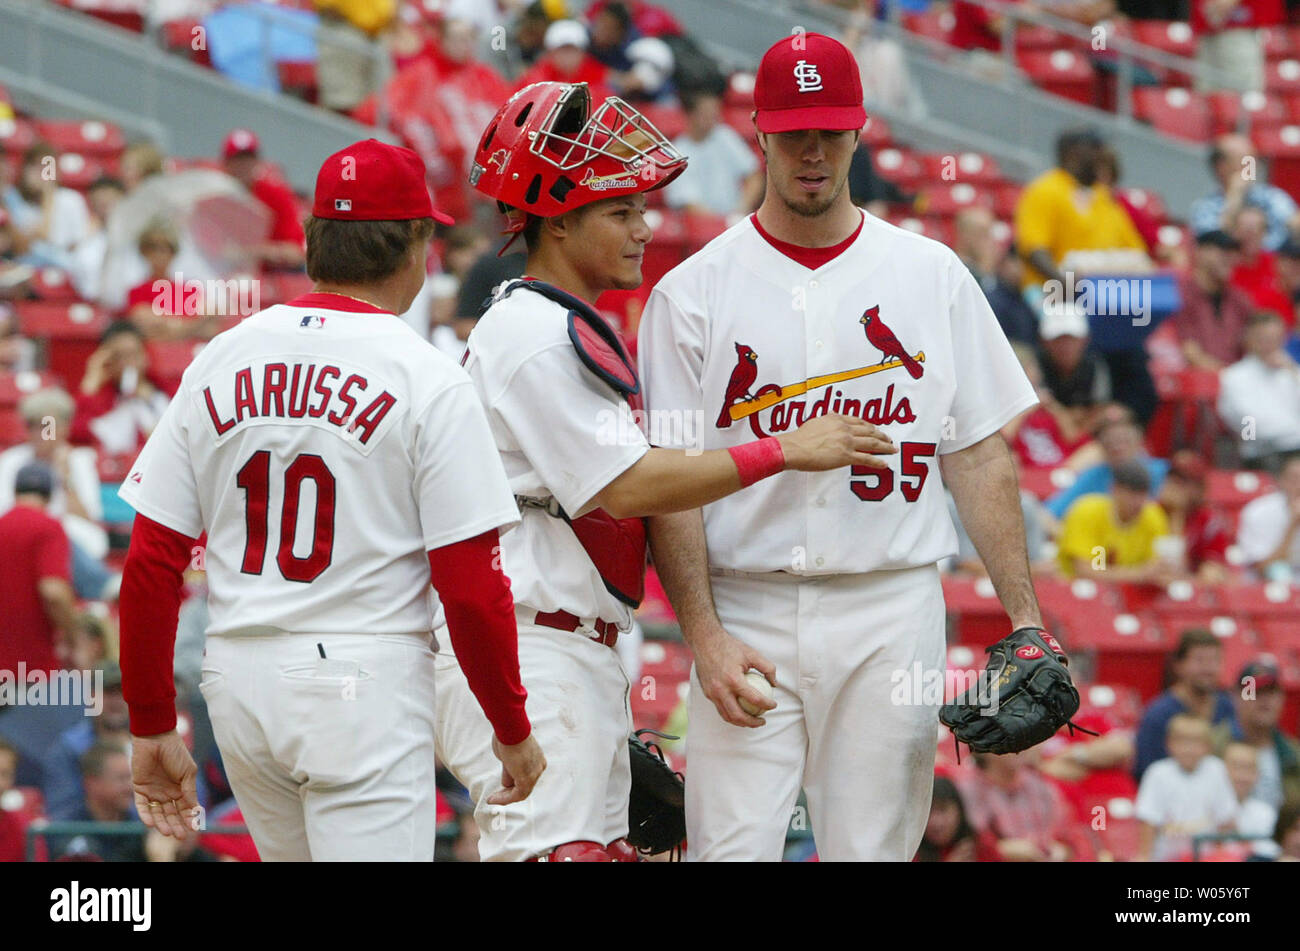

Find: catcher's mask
[469,81,687,252]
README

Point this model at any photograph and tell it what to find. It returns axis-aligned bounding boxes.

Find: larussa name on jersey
[196,357,400,453]
[716,305,924,440]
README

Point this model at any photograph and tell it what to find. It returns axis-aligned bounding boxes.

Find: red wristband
[729,436,786,488]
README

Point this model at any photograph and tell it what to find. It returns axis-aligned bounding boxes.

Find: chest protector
[496,280,647,608]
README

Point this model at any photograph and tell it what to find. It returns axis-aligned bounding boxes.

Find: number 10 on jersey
[237,450,337,582]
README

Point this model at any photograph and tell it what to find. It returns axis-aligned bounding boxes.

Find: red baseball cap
[754,33,867,134]
[222,128,260,159]
[312,139,453,224]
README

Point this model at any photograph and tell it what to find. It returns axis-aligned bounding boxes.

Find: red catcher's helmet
[470,82,686,238]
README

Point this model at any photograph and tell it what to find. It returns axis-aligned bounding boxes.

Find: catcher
[432,81,895,861]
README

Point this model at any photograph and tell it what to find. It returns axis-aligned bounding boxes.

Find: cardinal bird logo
[717,343,759,428]
[860,306,924,379]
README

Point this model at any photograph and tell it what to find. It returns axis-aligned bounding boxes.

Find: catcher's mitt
[627,729,685,856]
[939,627,1087,755]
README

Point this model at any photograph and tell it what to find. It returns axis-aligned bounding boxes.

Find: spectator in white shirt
[665,89,762,219]
[1236,452,1300,581]
[1218,311,1300,464]
[2,143,92,272]
[1135,714,1239,861]
[1223,742,1280,859]
[0,387,112,599]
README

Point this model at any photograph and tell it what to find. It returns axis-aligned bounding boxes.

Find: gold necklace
[319,290,388,311]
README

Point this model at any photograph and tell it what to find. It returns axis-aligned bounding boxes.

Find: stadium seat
[638,103,686,141]
[1114,186,1167,224]
[14,300,108,388]
[34,119,125,159]
[0,114,37,154]
[862,116,893,149]
[1218,582,1300,621]
[1267,59,1300,95]
[96,452,135,483]
[724,72,755,110]
[277,61,318,103]
[915,182,995,218]
[992,182,1022,219]
[917,151,1003,186]
[162,17,212,66]
[1014,25,1069,52]
[1263,26,1294,61]
[53,151,105,191]
[145,340,204,387]
[0,407,24,446]
[1017,49,1097,107]
[872,147,926,190]
[1128,20,1196,59]
[30,267,80,302]
[1204,469,1275,513]
[901,8,955,46]
[1210,90,1289,136]
[1133,87,1212,142]
[942,575,1010,645]
[0,369,57,407]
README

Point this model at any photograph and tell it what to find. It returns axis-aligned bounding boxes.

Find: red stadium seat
[1204,469,1275,513]
[1133,87,1212,142]
[1210,90,1289,136]
[14,300,107,340]
[724,72,755,110]
[1263,27,1294,61]
[1017,49,1097,107]
[52,151,105,191]
[30,267,80,302]
[0,408,25,447]
[1218,582,1300,620]
[890,215,953,245]
[915,182,995,217]
[1114,186,1168,223]
[145,340,204,385]
[163,17,212,66]
[0,114,37,155]
[872,147,926,189]
[1267,59,1300,95]
[638,103,686,141]
[0,370,57,407]
[917,151,1003,186]
[942,575,1010,645]
[96,452,135,483]
[34,119,125,159]
[278,61,318,102]
[1129,20,1196,59]
[992,182,1022,219]
[1015,25,1070,52]
[861,116,893,149]
[901,8,955,46]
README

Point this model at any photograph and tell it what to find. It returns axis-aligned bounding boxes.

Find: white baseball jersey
[461,282,650,631]
[637,211,1038,575]
[119,295,520,637]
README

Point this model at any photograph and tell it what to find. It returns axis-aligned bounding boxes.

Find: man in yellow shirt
[1057,459,1172,580]
[1015,129,1148,291]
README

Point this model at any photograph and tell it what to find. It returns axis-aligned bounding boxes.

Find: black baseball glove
[939,627,1085,755]
[627,729,685,856]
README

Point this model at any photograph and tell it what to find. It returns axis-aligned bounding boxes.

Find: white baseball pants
[199,632,439,861]
[685,564,946,862]
[435,618,633,861]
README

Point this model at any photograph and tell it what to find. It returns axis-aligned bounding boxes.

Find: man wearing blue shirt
[1190,134,1300,253]
[1134,629,1240,780]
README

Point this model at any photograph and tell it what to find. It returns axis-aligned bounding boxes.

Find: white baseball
[739,669,775,717]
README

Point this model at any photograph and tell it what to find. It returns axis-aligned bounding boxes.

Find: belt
[532,609,620,649]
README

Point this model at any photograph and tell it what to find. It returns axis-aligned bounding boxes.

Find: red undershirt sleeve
[427,530,531,745]
[120,514,196,736]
